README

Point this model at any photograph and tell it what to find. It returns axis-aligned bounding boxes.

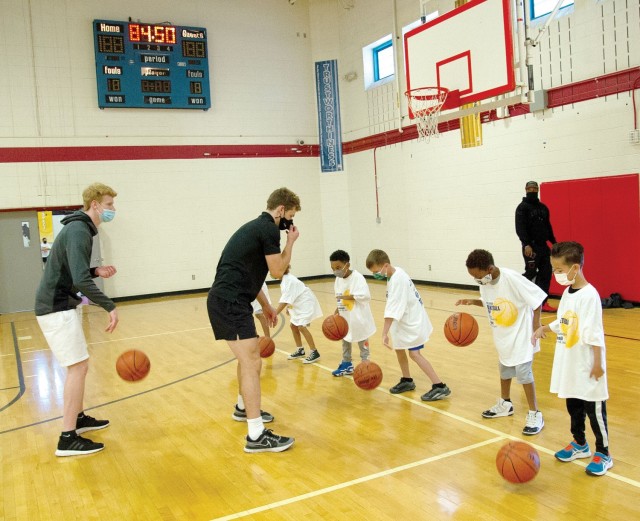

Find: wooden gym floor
[1,280,639,520]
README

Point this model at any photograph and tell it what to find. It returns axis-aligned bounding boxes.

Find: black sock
[401,377,414,382]
[61,430,77,438]
[504,398,511,402]
[433,382,446,388]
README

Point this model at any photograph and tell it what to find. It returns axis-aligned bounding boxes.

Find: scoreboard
[93,19,211,109]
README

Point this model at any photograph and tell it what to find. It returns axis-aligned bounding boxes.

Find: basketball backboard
[404,0,515,114]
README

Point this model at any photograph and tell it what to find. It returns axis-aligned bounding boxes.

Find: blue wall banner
[315,60,343,172]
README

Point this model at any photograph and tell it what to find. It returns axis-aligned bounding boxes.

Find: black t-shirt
[210,212,281,304]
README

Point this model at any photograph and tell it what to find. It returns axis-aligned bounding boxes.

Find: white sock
[237,394,245,410]
[247,417,265,440]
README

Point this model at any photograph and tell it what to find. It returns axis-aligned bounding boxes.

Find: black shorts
[207,292,257,341]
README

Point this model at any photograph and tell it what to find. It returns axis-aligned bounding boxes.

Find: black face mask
[279,217,294,230]
[526,192,539,202]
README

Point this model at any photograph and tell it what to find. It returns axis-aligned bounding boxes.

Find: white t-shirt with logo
[279,273,323,326]
[478,267,546,366]
[384,267,432,349]
[251,282,271,314]
[335,270,376,343]
[548,284,608,401]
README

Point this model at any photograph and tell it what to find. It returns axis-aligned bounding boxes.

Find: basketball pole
[456,0,483,148]
[515,0,534,105]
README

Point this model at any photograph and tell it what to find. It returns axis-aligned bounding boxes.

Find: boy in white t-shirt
[329,250,376,377]
[251,281,272,338]
[533,241,612,476]
[366,249,451,401]
[275,266,323,364]
[457,249,546,435]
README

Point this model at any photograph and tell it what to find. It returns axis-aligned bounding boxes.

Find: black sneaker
[76,413,110,434]
[303,350,321,364]
[390,379,416,394]
[421,384,452,401]
[288,348,305,360]
[244,429,295,453]
[232,405,274,423]
[55,434,104,457]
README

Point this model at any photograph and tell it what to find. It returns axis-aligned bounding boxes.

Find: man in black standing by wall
[515,181,557,312]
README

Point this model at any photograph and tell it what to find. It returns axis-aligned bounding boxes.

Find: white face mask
[554,266,577,286]
[475,273,492,285]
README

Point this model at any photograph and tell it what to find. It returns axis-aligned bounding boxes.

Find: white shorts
[37,309,89,367]
[499,360,534,385]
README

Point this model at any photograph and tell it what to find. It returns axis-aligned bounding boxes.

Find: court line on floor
[0,357,238,436]
[210,436,506,521]
[1,318,286,434]
[280,351,640,489]
[0,323,26,413]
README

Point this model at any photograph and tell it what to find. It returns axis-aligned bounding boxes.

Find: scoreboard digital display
[93,19,211,109]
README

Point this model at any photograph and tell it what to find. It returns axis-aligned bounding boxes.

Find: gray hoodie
[35,211,115,316]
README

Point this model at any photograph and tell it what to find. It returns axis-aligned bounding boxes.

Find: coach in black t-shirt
[207,187,301,453]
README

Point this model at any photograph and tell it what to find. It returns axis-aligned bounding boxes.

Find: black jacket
[515,196,556,247]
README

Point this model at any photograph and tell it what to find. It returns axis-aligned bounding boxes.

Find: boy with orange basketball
[329,250,376,376]
[532,241,612,476]
[275,266,324,364]
[366,249,451,400]
[457,249,546,435]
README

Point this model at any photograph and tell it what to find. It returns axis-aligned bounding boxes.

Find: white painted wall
[0,0,326,298]
[309,0,640,285]
[1,0,638,299]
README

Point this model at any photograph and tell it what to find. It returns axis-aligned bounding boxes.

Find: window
[530,0,573,20]
[373,40,394,81]
[363,34,394,89]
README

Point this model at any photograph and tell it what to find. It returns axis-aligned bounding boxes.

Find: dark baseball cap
[525,181,539,189]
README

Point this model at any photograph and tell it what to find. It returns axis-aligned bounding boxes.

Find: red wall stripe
[546,67,640,108]
[0,67,637,164]
[0,144,319,163]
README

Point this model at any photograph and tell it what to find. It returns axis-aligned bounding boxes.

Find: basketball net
[405,87,448,142]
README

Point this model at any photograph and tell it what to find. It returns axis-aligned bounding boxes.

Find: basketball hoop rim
[405,86,449,102]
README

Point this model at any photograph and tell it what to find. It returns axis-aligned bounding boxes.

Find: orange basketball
[444,312,479,346]
[322,314,349,341]
[258,336,275,358]
[496,441,540,484]
[353,361,383,390]
[116,350,151,382]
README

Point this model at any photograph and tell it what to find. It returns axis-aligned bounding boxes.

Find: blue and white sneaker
[332,361,354,377]
[586,452,613,476]
[555,441,592,462]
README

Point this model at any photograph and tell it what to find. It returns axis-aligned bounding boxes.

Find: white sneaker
[481,398,514,418]
[523,410,544,435]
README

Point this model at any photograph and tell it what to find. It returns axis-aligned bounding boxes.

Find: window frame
[529,0,574,21]
[372,39,394,82]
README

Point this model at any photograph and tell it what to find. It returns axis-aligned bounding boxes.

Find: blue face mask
[98,203,116,223]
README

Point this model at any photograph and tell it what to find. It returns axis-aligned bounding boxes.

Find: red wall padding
[542,174,640,302]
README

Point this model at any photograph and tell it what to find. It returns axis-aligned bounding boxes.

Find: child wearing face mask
[457,249,546,435]
[532,241,612,476]
[366,249,451,401]
[329,250,376,377]
[276,266,324,364]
